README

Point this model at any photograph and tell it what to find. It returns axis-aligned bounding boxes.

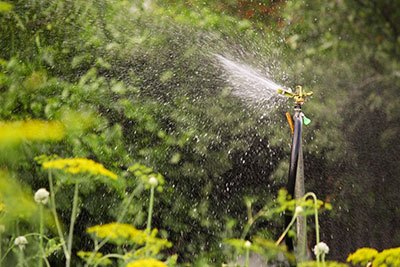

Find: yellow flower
[0,120,64,144]
[87,223,147,245]
[373,247,400,267]
[42,158,117,180]
[126,258,167,267]
[86,223,172,254]
[347,247,378,266]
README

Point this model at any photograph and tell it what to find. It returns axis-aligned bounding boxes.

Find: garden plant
[1,0,400,266]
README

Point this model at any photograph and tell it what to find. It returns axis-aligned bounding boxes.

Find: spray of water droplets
[215,54,287,108]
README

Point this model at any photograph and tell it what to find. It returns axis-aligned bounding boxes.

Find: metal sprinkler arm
[277,85,313,105]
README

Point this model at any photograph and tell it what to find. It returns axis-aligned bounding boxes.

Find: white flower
[34,188,50,204]
[14,236,28,250]
[244,240,252,248]
[148,176,158,187]
[295,206,304,215]
[313,242,329,256]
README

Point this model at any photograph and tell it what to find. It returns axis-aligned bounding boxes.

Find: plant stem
[85,190,137,267]
[0,232,2,267]
[146,186,155,233]
[66,182,80,267]
[48,171,69,262]
[39,204,44,267]
[240,208,270,240]
[44,259,51,267]
[240,203,253,240]
[17,249,24,267]
[93,254,126,267]
[303,192,320,265]
[244,247,250,267]
[1,238,18,262]
[276,212,298,246]
[145,185,156,257]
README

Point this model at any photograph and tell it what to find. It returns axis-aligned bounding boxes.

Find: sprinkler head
[277,85,313,105]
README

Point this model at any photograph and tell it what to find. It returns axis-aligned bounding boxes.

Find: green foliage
[0,171,51,228]
[224,237,293,263]
[77,251,112,266]
[0,0,294,265]
[0,1,12,12]
[128,163,165,192]
[1,0,399,264]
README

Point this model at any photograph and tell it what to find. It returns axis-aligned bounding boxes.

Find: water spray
[215,54,315,261]
[278,85,313,261]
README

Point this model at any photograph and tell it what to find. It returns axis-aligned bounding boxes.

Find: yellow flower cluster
[126,258,167,267]
[87,223,148,245]
[373,247,400,266]
[347,247,400,266]
[0,120,64,144]
[86,222,172,254]
[347,247,378,266]
[42,158,117,180]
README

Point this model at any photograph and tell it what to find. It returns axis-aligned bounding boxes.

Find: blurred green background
[0,0,399,265]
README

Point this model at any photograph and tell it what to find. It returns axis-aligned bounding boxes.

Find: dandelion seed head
[313,241,329,256]
[34,188,50,204]
[149,176,158,187]
[295,206,304,215]
[14,236,28,250]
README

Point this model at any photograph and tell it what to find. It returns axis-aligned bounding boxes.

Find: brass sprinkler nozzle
[277,85,313,105]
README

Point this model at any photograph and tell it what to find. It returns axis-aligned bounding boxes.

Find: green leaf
[45,238,63,257]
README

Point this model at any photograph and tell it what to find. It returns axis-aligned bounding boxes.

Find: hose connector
[277,85,313,105]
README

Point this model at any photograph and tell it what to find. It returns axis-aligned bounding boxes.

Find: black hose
[285,110,302,252]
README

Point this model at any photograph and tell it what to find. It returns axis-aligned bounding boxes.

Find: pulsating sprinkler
[278,85,313,261]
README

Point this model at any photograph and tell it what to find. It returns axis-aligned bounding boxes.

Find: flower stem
[146,186,155,233]
[303,192,320,265]
[17,249,24,267]
[66,182,79,267]
[93,254,126,267]
[39,204,44,267]
[322,254,326,267]
[0,232,2,267]
[240,208,270,240]
[276,212,298,245]
[244,247,250,267]
[85,189,137,267]
[48,171,69,263]
[145,185,156,257]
